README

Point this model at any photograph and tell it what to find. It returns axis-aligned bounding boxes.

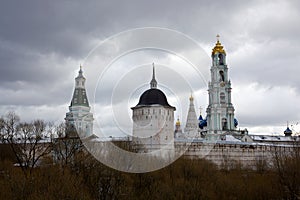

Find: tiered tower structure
[65,66,94,138]
[206,36,235,135]
[184,94,199,137]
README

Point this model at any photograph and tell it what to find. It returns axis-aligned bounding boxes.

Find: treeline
[1,155,299,200]
[0,112,300,199]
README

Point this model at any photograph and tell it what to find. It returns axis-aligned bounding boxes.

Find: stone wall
[179,141,296,169]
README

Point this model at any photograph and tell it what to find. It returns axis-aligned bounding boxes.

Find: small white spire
[150,63,157,89]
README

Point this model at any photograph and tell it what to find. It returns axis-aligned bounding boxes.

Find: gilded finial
[189,93,194,101]
[212,34,226,55]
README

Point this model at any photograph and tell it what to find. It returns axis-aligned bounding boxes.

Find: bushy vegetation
[1,153,299,200]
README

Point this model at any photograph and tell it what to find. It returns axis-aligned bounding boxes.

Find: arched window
[222,118,227,130]
[220,92,226,104]
[219,71,225,82]
[218,54,224,65]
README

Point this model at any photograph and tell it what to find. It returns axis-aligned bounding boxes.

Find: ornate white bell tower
[65,66,94,138]
[206,35,235,135]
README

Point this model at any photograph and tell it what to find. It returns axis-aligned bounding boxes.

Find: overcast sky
[1,0,300,136]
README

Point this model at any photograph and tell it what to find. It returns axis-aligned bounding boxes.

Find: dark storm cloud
[0,0,299,132]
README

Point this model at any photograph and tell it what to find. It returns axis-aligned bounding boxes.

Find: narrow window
[220,92,226,104]
[219,71,225,82]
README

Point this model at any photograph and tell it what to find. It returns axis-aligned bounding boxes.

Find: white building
[65,66,94,138]
[131,65,176,151]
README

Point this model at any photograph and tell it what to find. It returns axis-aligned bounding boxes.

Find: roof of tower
[133,64,175,109]
[135,88,175,109]
[284,127,292,134]
[76,65,85,79]
[212,35,226,56]
[70,66,89,107]
[70,88,89,107]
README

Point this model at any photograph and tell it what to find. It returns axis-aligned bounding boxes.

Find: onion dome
[198,115,203,121]
[212,35,226,56]
[198,115,207,129]
[136,88,175,109]
[133,63,175,110]
[176,117,181,126]
[234,118,238,128]
[284,127,292,136]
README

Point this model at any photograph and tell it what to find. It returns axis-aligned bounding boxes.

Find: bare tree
[273,143,300,199]
[1,112,53,177]
[52,122,82,168]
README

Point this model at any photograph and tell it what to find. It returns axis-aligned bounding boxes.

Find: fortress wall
[179,142,295,169]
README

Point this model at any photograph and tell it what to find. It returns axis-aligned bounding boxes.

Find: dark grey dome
[136,88,175,109]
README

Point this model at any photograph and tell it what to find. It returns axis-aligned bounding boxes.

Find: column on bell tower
[206,35,235,135]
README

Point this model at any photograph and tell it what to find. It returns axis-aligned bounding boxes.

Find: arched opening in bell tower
[219,70,225,82]
[218,54,224,65]
[222,118,227,130]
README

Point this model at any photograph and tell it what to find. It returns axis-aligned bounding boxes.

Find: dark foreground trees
[1,153,297,200]
[0,112,299,199]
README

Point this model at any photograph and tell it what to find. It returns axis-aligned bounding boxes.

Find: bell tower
[206,35,235,135]
[65,66,94,138]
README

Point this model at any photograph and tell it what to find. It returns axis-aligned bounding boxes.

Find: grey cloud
[0,0,299,131]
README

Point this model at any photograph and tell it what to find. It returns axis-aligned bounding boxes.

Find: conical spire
[71,65,89,107]
[150,63,157,89]
[184,93,199,135]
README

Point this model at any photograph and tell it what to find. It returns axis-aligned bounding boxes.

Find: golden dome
[189,94,194,101]
[176,117,181,126]
[212,35,226,56]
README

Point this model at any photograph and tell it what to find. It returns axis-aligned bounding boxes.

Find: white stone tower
[206,36,235,135]
[65,66,94,138]
[184,94,199,138]
[131,64,176,151]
